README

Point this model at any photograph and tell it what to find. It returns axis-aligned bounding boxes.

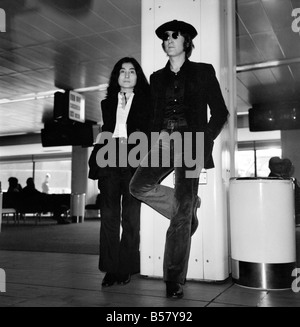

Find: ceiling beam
[0,84,109,104]
[237,57,300,73]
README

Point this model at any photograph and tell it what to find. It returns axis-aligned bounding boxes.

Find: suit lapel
[127,95,139,125]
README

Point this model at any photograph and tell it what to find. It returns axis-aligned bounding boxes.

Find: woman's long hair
[106,57,150,99]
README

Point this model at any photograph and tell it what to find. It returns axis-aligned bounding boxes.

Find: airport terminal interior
[1,0,300,307]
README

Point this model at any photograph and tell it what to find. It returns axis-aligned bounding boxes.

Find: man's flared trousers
[130,131,201,284]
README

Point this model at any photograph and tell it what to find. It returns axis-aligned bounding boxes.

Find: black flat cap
[155,20,198,40]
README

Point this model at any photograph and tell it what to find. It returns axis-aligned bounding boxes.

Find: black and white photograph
[0,0,300,312]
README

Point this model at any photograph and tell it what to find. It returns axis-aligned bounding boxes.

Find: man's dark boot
[166,282,184,299]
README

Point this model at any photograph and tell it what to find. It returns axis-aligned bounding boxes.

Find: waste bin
[71,193,86,223]
[229,177,296,290]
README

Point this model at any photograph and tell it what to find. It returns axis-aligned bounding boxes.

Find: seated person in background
[268,157,300,224]
[21,178,70,225]
[22,177,40,195]
[281,158,294,178]
[6,178,23,218]
[7,177,22,192]
[268,157,283,178]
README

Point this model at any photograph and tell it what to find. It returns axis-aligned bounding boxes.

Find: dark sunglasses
[162,31,179,41]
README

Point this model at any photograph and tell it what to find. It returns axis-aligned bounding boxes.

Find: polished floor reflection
[0,218,299,307]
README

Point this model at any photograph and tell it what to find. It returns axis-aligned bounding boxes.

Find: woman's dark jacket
[88,93,151,179]
[150,60,229,169]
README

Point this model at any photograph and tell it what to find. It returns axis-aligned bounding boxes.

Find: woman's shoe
[117,273,131,285]
[102,272,117,287]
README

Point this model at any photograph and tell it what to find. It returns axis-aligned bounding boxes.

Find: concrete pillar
[71,146,88,194]
[85,147,101,218]
[140,0,236,281]
[71,146,88,221]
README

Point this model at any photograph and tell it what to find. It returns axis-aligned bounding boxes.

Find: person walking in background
[88,57,151,287]
[130,20,229,299]
[42,173,51,194]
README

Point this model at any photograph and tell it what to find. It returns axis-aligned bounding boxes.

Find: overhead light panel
[0,84,108,104]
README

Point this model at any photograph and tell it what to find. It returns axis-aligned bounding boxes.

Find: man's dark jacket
[150,60,229,169]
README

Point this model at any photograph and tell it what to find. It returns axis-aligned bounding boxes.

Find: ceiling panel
[251,31,284,61]
[236,34,265,65]
[276,27,300,58]
[236,0,300,113]
[289,63,300,80]
[0,0,142,137]
[1,0,300,138]
[271,66,295,84]
[15,11,75,40]
[261,0,294,30]
[236,0,272,34]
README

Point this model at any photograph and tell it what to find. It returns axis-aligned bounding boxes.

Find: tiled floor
[0,220,300,308]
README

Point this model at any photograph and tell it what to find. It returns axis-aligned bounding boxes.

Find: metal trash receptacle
[229,177,296,290]
[71,193,86,223]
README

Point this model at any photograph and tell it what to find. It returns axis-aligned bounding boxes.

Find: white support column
[140,0,236,281]
[71,146,89,222]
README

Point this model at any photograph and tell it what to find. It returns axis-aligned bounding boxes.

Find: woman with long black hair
[89,57,151,287]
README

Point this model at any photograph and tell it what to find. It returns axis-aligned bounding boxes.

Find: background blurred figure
[268,157,300,225]
[268,156,283,178]
[7,177,22,192]
[42,173,51,194]
[281,158,294,178]
[22,177,70,224]
[22,177,40,195]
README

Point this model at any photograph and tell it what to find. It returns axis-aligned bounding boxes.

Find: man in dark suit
[130,20,229,299]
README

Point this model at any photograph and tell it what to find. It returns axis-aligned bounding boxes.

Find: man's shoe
[117,273,131,285]
[191,197,201,236]
[102,272,117,287]
[166,282,184,299]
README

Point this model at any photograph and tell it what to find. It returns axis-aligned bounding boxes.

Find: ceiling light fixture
[0,84,109,104]
[237,57,300,73]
